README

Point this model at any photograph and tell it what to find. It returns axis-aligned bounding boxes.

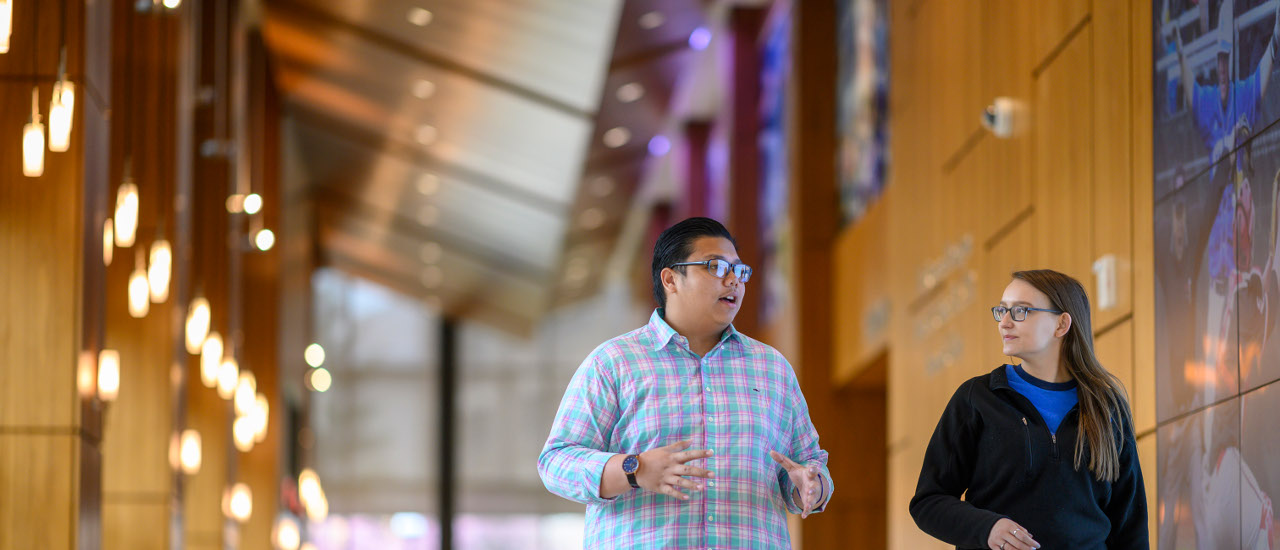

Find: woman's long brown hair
[1013,269,1134,482]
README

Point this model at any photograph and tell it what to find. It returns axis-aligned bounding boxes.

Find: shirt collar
[647,309,742,352]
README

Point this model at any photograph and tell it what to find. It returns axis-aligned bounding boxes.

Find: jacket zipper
[1051,432,1059,460]
[1022,417,1032,473]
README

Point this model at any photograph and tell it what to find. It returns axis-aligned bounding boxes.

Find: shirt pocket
[618,377,693,445]
[719,387,784,455]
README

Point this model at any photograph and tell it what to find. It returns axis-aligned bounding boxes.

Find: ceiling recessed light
[421,265,443,287]
[616,82,645,103]
[579,208,606,230]
[648,135,671,156]
[689,27,712,51]
[412,79,436,99]
[415,125,438,145]
[416,173,440,195]
[588,176,614,197]
[418,205,438,225]
[407,7,433,27]
[638,11,665,30]
[602,127,631,148]
[419,242,442,263]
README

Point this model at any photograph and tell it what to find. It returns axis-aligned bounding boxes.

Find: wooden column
[787,0,843,547]
[0,0,102,548]
[726,7,766,338]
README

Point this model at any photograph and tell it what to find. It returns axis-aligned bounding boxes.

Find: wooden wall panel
[832,196,889,386]
[1094,319,1136,405]
[1033,26,1096,281]
[102,502,167,550]
[1130,0,1158,436]
[0,78,83,430]
[1092,0,1135,330]
[0,434,77,549]
[1033,0,1092,71]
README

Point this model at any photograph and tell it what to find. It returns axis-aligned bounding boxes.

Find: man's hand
[770,450,823,518]
[637,440,714,500]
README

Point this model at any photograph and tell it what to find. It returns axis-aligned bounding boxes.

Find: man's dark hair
[651,217,738,308]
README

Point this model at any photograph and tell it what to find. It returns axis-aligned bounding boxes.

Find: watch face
[622,455,639,474]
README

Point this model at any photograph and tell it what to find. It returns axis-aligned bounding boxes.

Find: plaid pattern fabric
[538,310,833,549]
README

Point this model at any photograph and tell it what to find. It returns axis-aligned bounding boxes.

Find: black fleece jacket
[909,366,1148,549]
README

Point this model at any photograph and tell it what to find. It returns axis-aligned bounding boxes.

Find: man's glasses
[669,259,753,283]
[991,305,1062,322]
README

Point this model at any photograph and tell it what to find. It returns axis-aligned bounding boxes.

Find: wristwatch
[621,454,641,489]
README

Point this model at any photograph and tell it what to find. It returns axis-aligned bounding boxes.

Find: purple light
[688,27,712,51]
[648,135,671,156]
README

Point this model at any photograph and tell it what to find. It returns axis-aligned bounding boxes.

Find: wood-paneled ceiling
[262,0,706,334]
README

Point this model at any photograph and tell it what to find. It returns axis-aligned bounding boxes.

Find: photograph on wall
[1241,384,1280,549]
[836,0,890,226]
[1153,156,1240,423]
[1235,116,1280,392]
[759,0,793,331]
[1156,398,1242,549]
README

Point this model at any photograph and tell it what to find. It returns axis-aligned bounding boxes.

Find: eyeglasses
[669,259,753,283]
[991,305,1062,322]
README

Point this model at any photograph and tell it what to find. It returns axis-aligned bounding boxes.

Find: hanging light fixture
[114,161,139,247]
[23,88,45,177]
[97,349,120,402]
[179,429,201,475]
[103,219,114,267]
[128,250,150,318]
[233,414,255,452]
[234,371,256,416]
[49,48,74,152]
[217,357,239,400]
[252,393,269,442]
[148,238,171,303]
[199,332,222,388]
[273,517,301,550]
[223,483,253,523]
[185,297,211,354]
[0,0,12,54]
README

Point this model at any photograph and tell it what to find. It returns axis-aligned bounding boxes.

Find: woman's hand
[988,518,1040,550]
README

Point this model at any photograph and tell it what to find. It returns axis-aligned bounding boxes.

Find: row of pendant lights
[6,0,290,534]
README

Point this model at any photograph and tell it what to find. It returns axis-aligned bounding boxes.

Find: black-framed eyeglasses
[669,259,753,283]
[991,305,1062,322]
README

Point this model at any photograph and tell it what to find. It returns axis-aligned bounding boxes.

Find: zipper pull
[1022,417,1027,425]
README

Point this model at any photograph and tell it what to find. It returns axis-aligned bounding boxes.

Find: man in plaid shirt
[538,217,833,548]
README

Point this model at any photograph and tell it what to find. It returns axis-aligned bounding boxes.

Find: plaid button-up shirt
[538,310,833,549]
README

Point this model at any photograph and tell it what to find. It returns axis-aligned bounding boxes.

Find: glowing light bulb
[224,483,252,523]
[0,0,13,54]
[254,228,275,251]
[97,349,120,401]
[185,297,211,354]
[233,414,255,452]
[200,332,223,388]
[243,193,262,214]
[23,88,44,177]
[217,357,239,400]
[304,343,325,367]
[148,239,171,303]
[234,372,256,416]
[114,176,139,247]
[48,79,74,152]
[252,393,269,442]
[103,219,114,267]
[179,429,201,475]
[128,252,150,318]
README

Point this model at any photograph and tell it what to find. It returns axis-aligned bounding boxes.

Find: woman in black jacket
[910,269,1148,550]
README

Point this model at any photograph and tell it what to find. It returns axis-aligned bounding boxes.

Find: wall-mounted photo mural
[1154,0,1280,547]
[836,0,890,226]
